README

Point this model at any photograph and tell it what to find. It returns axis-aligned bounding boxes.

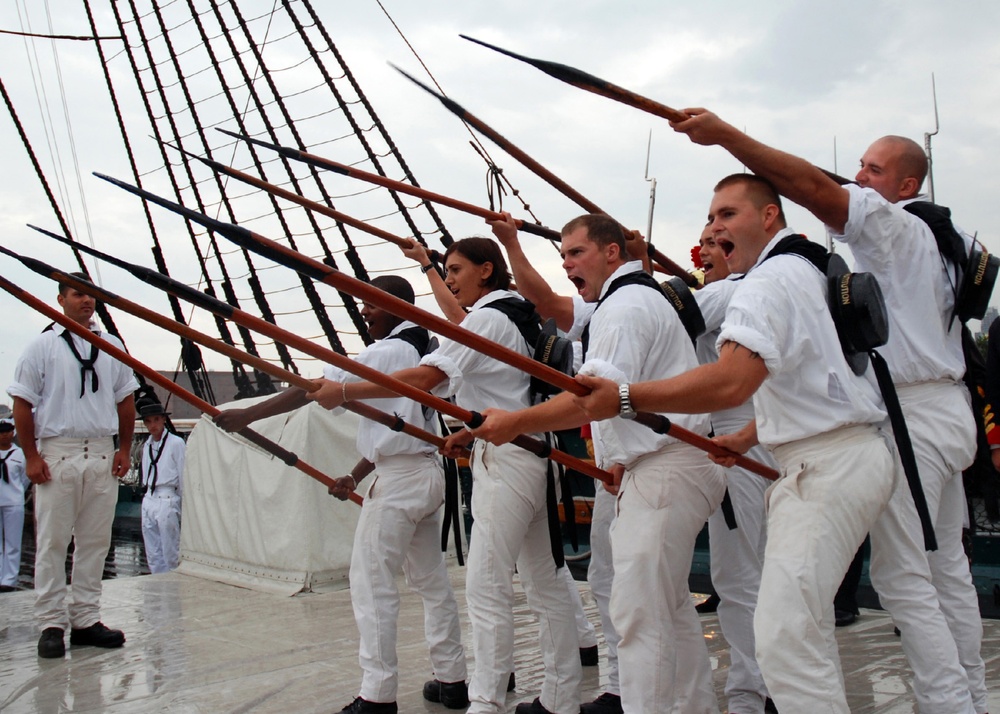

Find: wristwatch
[618,383,637,420]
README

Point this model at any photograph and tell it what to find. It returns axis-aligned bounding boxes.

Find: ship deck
[2,563,999,713]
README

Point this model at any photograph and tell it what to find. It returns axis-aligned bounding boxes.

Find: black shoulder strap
[760,233,830,273]
[581,270,673,358]
[482,297,542,349]
[386,326,433,357]
[902,201,966,267]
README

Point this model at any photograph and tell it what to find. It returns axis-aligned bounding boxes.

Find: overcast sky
[1,1,998,408]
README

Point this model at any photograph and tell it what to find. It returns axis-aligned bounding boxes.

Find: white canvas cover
[177,398,362,595]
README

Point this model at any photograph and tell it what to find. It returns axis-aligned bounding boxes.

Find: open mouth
[702,258,715,274]
[568,275,585,294]
[718,239,735,258]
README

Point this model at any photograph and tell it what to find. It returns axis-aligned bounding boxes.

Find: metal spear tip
[389,63,439,96]
[26,224,69,244]
[459,34,529,63]
[215,127,285,155]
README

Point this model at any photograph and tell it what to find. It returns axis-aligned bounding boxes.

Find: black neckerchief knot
[0,450,11,484]
[145,435,167,494]
[59,329,100,397]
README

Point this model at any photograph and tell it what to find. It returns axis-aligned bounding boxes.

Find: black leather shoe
[338,697,398,713]
[695,592,720,614]
[515,697,557,714]
[69,621,125,648]
[423,679,469,709]
[579,644,599,666]
[834,609,857,627]
[38,627,65,658]
[581,692,623,714]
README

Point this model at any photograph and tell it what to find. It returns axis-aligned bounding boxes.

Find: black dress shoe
[834,609,857,627]
[0,584,17,593]
[38,627,65,658]
[579,644,599,666]
[581,692,623,714]
[423,679,470,709]
[70,621,125,648]
[515,697,557,714]
[695,592,720,614]
[338,697,398,713]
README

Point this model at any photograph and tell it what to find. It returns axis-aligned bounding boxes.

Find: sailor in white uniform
[138,403,185,573]
[0,418,29,591]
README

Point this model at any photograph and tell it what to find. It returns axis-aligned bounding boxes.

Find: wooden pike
[93,173,779,481]
[36,212,614,486]
[460,35,853,187]
[27,226,467,464]
[214,127,563,244]
[163,142,445,267]
[391,63,698,286]
[0,259,363,506]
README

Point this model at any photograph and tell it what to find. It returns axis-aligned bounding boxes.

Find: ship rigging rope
[374,0,547,232]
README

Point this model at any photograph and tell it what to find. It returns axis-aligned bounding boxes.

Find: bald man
[671,111,986,714]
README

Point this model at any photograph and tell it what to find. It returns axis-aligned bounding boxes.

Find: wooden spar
[0,264,364,506]
[213,128,564,244]
[460,35,852,188]
[391,64,698,286]
[162,143,444,266]
[92,173,779,481]
[30,223,614,485]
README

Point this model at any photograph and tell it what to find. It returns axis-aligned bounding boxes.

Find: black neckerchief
[581,269,665,359]
[145,434,167,494]
[58,329,100,397]
[386,325,432,357]
[0,450,12,484]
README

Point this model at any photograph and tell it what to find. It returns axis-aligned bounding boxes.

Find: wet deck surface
[1,563,999,713]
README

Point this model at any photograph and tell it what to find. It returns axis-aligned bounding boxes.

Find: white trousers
[141,492,181,574]
[755,425,894,713]
[587,485,620,695]
[34,436,118,631]
[465,441,581,714]
[611,444,726,714]
[707,444,772,714]
[561,565,598,648]
[869,380,983,713]
[0,503,25,586]
[351,453,466,703]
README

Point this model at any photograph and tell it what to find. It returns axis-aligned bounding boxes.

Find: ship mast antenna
[643,129,657,241]
[925,72,940,203]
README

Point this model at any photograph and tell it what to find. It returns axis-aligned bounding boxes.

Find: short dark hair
[713,174,786,226]
[560,214,627,253]
[371,275,415,305]
[58,271,92,296]
[443,237,512,291]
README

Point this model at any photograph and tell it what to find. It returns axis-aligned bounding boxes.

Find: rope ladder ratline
[108,0,262,399]
[82,0,216,405]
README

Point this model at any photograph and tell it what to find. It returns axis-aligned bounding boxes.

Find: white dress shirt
[719,229,886,448]
[829,186,966,384]
[7,327,138,439]
[0,446,28,508]
[578,261,712,469]
[141,431,186,496]
[325,321,438,462]
[421,291,536,415]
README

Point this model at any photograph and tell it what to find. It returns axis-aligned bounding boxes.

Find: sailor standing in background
[0,418,29,592]
[138,403,185,574]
